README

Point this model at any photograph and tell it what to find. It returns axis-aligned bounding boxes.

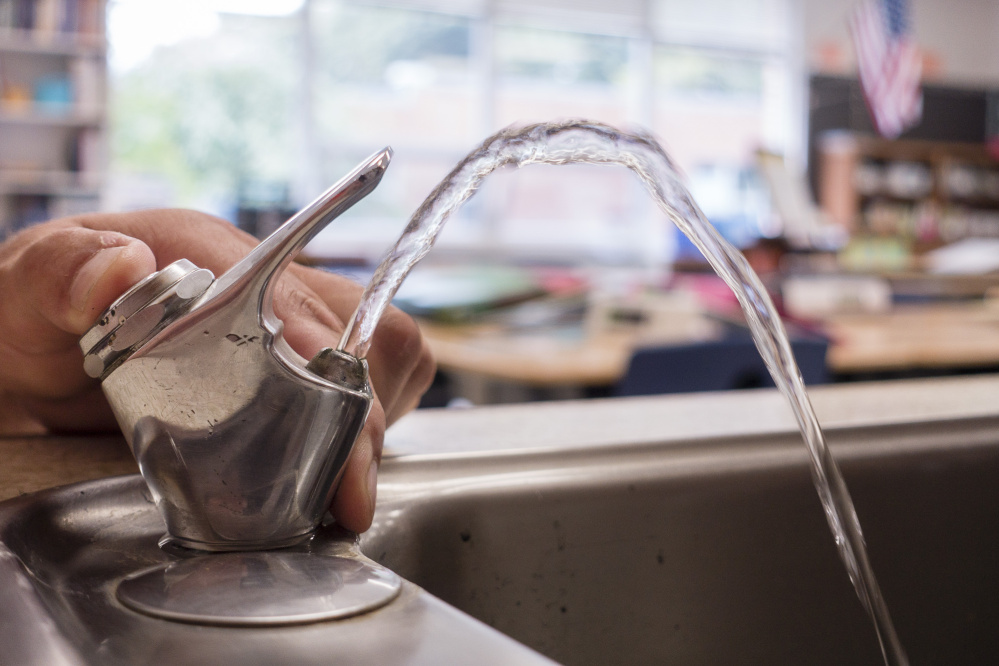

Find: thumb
[67,230,158,334]
[0,225,155,399]
[17,226,155,339]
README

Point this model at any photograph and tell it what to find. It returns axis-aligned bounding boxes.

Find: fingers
[75,209,259,274]
[68,210,436,420]
[0,222,156,400]
[274,265,435,533]
[272,277,349,361]
[363,307,436,423]
[0,208,436,534]
[0,222,156,337]
[0,210,262,429]
[291,268,436,424]
[330,406,386,533]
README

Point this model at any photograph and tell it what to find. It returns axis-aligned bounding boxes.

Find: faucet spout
[210,147,392,336]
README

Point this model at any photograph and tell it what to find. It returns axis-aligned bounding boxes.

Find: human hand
[0,209,435,532]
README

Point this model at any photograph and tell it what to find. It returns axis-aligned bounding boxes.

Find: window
[107,0,798,261]
[308,2,478,252]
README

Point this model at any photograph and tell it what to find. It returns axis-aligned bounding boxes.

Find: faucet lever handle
[80,259,215,378]
[207,148,393,332]
[79,149,393,379]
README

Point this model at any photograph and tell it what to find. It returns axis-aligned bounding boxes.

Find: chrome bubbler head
[80,150,392,552]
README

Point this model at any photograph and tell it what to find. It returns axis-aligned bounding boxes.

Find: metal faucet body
[80,150,392,551]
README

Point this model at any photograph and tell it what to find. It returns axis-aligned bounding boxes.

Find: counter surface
[4,373,999,498]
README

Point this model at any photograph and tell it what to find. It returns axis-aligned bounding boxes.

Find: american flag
[850,0,923,138]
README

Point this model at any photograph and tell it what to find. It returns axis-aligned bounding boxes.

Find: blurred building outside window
[105,0,800,269]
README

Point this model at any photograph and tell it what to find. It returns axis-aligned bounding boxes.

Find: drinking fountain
[74,120,900,654]
[76,149,402,625]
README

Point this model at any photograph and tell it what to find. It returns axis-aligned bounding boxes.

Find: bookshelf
[818,133,999,253]
[0,0,106,238]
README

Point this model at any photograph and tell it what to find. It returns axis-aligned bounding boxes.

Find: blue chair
[613,331,829,397]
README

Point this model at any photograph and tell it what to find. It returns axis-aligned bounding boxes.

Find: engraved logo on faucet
[224,333,260,346]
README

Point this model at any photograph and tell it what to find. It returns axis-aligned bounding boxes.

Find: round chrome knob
[80,259,215,379]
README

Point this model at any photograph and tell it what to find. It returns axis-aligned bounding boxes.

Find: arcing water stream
[338,120,908,665]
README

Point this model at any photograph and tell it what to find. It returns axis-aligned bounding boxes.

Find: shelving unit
[0,0,106,238]
[818,132,999,251]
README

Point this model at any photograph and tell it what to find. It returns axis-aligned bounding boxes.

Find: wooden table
[824,302,999,373]
[419,321,635,387]
[420,302,999,399]
[0,434,136,502]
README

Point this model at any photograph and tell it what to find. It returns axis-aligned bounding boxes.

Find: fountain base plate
[117,551,401,626]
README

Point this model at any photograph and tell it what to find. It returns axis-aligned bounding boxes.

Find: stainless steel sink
[0,473,556,665]
[367,377,999,665]
[1,376,998,664]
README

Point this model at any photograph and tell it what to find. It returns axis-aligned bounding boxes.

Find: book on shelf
[34,0,59,40]
[69,53,101,114]
[0,47,103,117]
[0,0,37,31]
[0,1,15,31]
[0,0,102,38]
[15,0,34,32]
[59,0,77,34]
[73,125,102,173]
[0,190,97,234]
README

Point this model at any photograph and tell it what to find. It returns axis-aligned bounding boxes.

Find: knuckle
[278,282,341,329]
[363,405,387,461]
[77,209,257,271]
[182,210,255,241]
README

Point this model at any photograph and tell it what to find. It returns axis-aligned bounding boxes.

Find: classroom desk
[419,321,634,387]
[419,301,999,398]
[824,302,999,373]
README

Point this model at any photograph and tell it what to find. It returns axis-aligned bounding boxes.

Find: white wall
[802,0,999,85]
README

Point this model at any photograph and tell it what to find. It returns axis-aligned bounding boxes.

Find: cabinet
[818,132,999,251]
[0,0,106,238]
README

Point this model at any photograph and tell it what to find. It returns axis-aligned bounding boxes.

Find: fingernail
[366,457,379,514]
[70,246,129,313]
